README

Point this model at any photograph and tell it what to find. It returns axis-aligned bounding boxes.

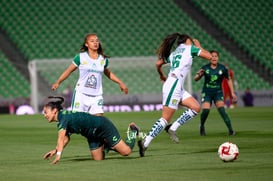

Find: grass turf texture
[0,107,272,181]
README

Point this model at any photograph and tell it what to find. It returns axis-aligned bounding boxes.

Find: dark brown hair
[157,33,192,60]
[44,96,64,111]
[79,33,109,58]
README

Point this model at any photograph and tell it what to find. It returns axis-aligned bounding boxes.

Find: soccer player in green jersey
[42,96,141,164]
[138,33,212,157]
[194,50,236,136]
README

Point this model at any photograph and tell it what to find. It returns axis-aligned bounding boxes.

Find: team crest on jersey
[85,75,97,88]
[74,102,80,108]
[171,99,178,106]
[100,60,105,66]
[219,70,223,75]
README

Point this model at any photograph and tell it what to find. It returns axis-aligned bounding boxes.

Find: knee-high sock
[144,118,168,148]
[170,109,198,131]
[200,109,210,129]
[217,107,233,131]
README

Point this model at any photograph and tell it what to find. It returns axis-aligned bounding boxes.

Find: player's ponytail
[157,33,192,60]
[45,96,64,111]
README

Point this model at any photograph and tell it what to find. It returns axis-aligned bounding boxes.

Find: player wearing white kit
[52,33,128,116]
[138,33,212,157]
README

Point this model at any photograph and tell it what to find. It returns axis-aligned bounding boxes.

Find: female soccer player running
[43,96,140,164]
[194,50,236,136]
[138,33,212,156]
[52,33,128,116]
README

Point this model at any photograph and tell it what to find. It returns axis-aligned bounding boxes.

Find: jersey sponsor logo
[82,60,88,65]
[112,136,118,141]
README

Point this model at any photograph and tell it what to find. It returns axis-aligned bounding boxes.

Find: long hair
[44,96,64,111]
[79,33,109,58]
[156,33,192,60]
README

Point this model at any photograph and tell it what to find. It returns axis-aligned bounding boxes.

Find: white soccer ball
[218,142,239,162]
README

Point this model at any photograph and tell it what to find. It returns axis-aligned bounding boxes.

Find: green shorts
[201,89,224,105]
[88,117,121,150]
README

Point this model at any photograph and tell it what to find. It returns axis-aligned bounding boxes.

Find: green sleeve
[191,45,201,57]
[104,58,109,68]
[73,54,80,66]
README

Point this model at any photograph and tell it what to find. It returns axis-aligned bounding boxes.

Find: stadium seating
[0,0,271,100]
[191,0,273,70]
[0,51,30,98]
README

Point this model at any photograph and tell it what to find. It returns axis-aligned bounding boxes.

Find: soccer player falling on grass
[42,96,142,164]
[194,50,236,136]
[138,33,212,157]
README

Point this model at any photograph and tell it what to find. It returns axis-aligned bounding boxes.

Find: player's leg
[200,102,211,136]
[215,101,235,135]
[141,77,178,149]
[138,106,172,157]
[199,92,212,136]
[112,140,132,156]
[90,146,104,160]
[167,94,199,143]
[143,106,174,146]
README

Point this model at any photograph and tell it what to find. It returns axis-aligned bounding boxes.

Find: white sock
[144,118,168,148]
[170,109,198,131]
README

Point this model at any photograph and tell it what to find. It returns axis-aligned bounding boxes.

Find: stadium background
[0,0,272,113]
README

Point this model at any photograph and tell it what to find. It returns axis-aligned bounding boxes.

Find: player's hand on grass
[52,156,60,164]
[43,149,56,160]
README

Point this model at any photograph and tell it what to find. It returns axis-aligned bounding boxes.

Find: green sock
[200,109,210,128]
[125,130,137,150]
[217,107,233,131]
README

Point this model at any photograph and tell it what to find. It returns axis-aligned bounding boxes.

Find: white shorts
[71,91,104,114]
[162,76,191,110]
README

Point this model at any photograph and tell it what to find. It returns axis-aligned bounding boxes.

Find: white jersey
[165,44,201,86]
[73,52,108,96]
[162,44,201,109]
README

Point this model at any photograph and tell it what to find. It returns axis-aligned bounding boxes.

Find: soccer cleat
[164,124,172,133]
[137,139,146,157]
[127,122,140,140]
[168,129,179,143]
[229,130,236,136]
[200,126,206,136]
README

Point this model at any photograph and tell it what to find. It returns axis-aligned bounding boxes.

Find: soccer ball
[218,142,239,162]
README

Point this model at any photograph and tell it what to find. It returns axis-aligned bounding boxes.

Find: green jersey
[201,63,229,92]
[57,110,103,137]
[57,110,121,150]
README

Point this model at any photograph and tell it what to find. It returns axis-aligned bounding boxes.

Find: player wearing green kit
[43,96,141,164]
[194,50,236,136]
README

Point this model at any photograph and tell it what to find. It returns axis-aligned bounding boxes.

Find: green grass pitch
[0,107,272,181]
